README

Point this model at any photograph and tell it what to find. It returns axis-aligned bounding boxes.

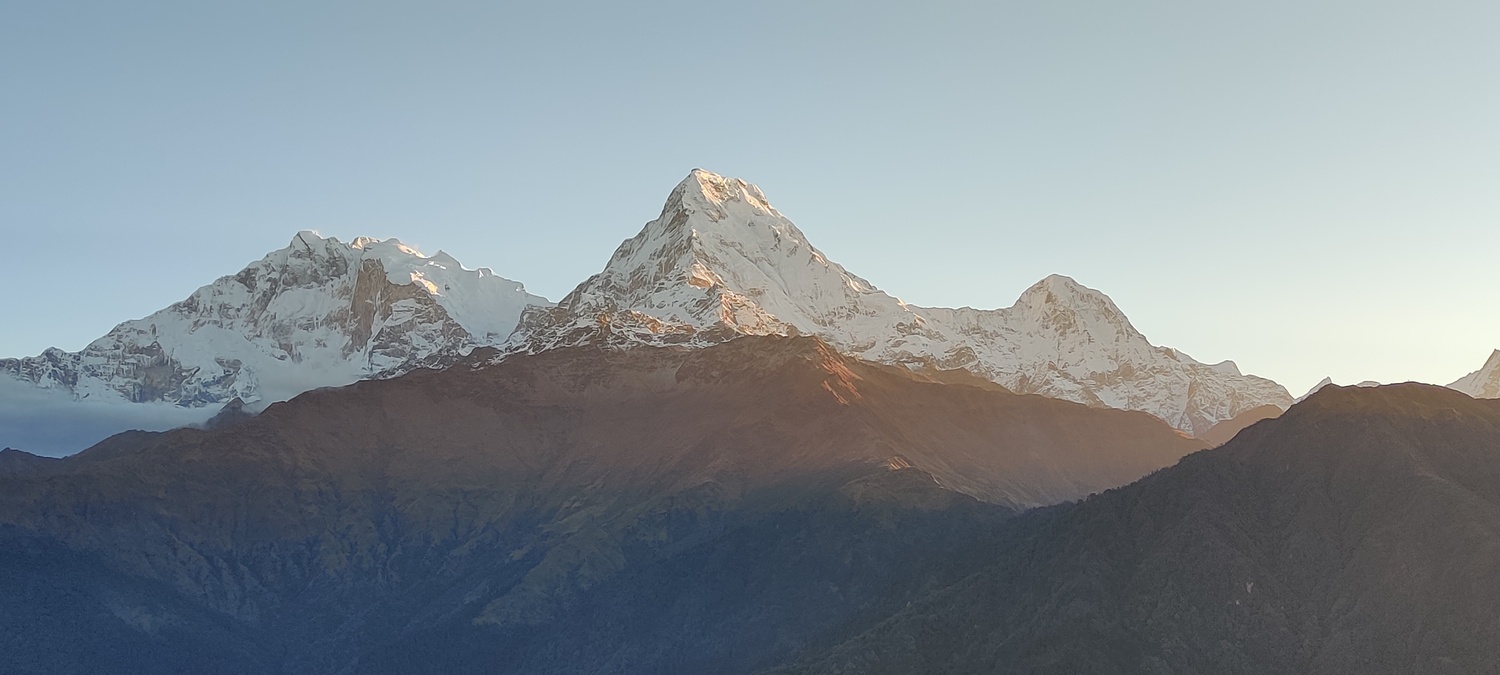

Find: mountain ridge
[1449,349,1500,399]
[0,232,549,409]
[776,383,1500,674]
[3,168,1296,449]
[508,168,1292,434]
[0,334,1209,673]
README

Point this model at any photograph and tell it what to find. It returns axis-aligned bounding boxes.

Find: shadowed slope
[0,335,1202,674]
[779,384,1500,675]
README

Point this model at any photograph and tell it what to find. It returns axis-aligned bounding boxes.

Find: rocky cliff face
[511,169,1291,434]
[0,232,548,407]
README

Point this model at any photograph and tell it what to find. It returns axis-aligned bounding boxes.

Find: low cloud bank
[0,380,215,457]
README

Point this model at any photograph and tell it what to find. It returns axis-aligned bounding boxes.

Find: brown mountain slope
[0,448,61,476]
[9,334,1200,510]
[0,335,1204,673]
[778,383,1500,675]
[1198,403,1283,446]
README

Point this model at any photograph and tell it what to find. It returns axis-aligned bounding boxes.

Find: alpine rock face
[511,169,1292,434]
[1449,349,1500,399]
[1,232,549,408]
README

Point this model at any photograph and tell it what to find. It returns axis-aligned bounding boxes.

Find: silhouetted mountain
[778,383,1500,674]
[0,336,1202,674]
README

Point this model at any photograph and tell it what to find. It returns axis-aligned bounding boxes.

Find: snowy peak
[510,169,1292,434]
[677,168,780,219]
[1006,274,1147,345]
[4,168,1294,442]
[1,233,549,408]
[512,169,897,350]
[1015,274,1125,312]
[1449,349,1500,399]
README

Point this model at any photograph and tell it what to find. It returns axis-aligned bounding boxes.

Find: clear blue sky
[2,0,1497,396]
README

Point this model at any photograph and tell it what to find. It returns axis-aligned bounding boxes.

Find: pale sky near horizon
[2,0,1497,397]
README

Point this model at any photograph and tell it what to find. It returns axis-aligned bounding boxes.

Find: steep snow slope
[1,232,548,407]
[511,169,1291,434]
[1449,350,1500,399]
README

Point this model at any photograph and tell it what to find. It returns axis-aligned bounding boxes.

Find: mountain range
[3,168,1499,673]
[509,170,1293,436]
[0,232,546,408]
[4,169,1367,455]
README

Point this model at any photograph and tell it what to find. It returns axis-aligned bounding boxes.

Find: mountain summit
[511,169,1291,434]
[510,169,887,347]
[2,169,1290,443]
[1449,349,1500,398]
[1,232,549,408]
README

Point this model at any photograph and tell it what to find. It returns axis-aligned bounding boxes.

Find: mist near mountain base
[0,379,214,457]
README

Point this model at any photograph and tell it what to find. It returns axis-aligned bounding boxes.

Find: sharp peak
[668,168,777,215]
[680,167,732,186]
[601,168,810,266]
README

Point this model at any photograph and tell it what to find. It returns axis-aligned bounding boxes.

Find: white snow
[509,169,1293,435]
[0,232,550,412]
[1448,350,1500,399]
[3,168,1308,447]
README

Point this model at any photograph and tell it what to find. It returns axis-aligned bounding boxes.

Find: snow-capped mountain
[1449,350,1500,399]
[1,232,549,407]
[511,169,1292,434]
